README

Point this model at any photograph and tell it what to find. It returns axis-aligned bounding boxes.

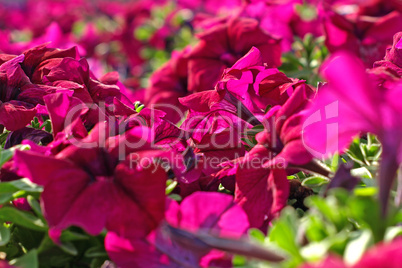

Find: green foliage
[0,178,109,266]
[166,179,178,195]
[0,144,30,169]
[302,176,329,189]
[30,117,52,133]
[0,207,47,231]
[0,130,10,147]
[242,125,265,151]
[280,34,329,85]
[0,179,42,204]
[9,249,38,268]
[236,188,402,267]
[0,223,11,247]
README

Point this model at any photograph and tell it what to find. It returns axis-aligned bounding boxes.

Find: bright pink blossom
[303,52,402,213]
[187,17,281,92]
[235,83,314,228]
[322,9,402,67]
[374,31,402,77]
[217,47,308,119]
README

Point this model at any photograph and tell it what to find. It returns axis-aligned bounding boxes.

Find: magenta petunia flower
[0,43,135,131]
[243,1,293,48]
[0,22,86,57]
[384,31,402,67]
[105,192,250,268]
[187,16,281,92]
[0,0,88,37]
[217,47,307,119]
[14,124,168,241]
[234,83,315,228]
[0,260,15,268]
[256,83,315,170]
[177,0,241,15]
[178,48,315,201]
[235,148,289,229]
[373,31,402,77]
[322,9,402,67]
[0,55,44,130]
[145,47,190,123]
[22,44,135,127]
[178,89,255,196]
[43,91,89,143]
[302,52,402,213]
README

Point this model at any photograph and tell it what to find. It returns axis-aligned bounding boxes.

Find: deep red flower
[217,47,306,118]
[187,17,281,92]
[373,31,402,77]
[145,48,190,123]
[14,124,167,242]
[322,9,402,67]
[0,55,47,130]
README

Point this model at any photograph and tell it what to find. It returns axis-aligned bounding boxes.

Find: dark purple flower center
[270,136,284,155]
[220,52,240,67]
[0,78,21,102]
[84,148,118,182]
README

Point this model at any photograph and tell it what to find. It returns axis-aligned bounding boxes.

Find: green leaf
[165,180,178,195]
[60,230,89,242]
[168,194,182,202]
[0,192,15,204]
[305,195,347,231]
[0,144,31,168]
[37,234,56,254]
[384,226,402,242]
[329,153,340,172]
[59,241,78,256]
[1,178,42,193]
[39,120,52,133]
[304,215,333,242]
[10,249,38,268]
[269,208,303,263]
[0,179,42,204]
[0,131,10,147]
[85,245,108,258]
[353,187,377,196]
[90,258,111,268]
[0,206,47,231]
[351,167,372,179]
[348,196,385,243]
[300,242,329,261]
[302,176,329,188]
[248,228,266,244]
[232,255,247,266]
[10,226,44,252]
[135,25,154,40]
[301,231,348,261]
[343,230,373,265]
[0,223,11,246]
[26,196,45,223]
[346,138,366,165]
[135,104,145,112]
